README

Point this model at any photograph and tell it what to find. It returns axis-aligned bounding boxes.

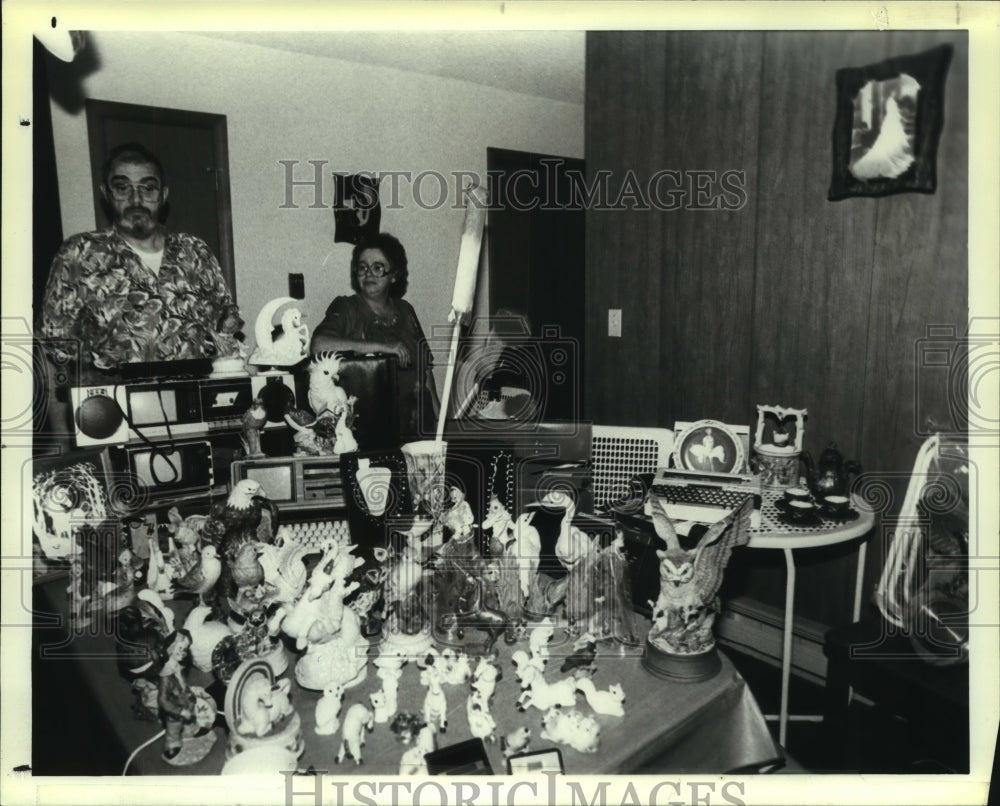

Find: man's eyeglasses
[107,182,161,201]
[355,261,390,278]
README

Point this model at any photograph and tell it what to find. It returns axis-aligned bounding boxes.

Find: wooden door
[84,100,236,297]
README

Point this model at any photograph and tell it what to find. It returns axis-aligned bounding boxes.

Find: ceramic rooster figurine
[646,496,754,655]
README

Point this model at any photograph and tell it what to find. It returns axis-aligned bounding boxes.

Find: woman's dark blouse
[312,294,437,436]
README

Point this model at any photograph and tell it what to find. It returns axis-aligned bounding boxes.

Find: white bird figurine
[174,544,222,605]
[544,492,593,570]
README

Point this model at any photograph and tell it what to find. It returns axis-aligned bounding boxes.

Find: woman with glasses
[311,232,440,437]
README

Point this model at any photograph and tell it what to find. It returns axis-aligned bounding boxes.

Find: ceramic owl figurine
[646,496,754,657]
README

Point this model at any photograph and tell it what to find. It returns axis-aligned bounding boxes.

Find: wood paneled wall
[585,31,968,626]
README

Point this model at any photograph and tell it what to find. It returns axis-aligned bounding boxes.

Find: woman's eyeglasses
[108,181,161,201]
[355,262,390,278]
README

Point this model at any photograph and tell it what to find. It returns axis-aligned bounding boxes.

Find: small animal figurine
[369,690,388,724]
[540,707,600,754]
[443,651,473,686]
[516,671,578,712]
[574,678,626,717]
[240,396,268,459]
[314,683,345,736]
[529,617,555,661]
[420,665,448,733]
[173,544,222,606]
[510,649,545,687]
[336,703,374,765]
[374,656,404,720]
[466,692,497,743]
[399,725,435,775]
[333,398,359,454]
[501,726,532,758]
[389,712,426,745]
[238,675,292,738]
[471,655,501,702]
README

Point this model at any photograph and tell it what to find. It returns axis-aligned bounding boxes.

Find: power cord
[121,729,164,775]
[113,382,182,485]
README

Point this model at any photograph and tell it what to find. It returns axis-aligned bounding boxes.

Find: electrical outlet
[608,308,622,337]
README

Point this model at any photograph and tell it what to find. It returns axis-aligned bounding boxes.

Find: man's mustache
[123,206,153,217]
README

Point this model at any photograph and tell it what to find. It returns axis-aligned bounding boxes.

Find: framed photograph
[672,419,746,475]
[333,173,381,244]
[828,44,953,200]
[506,748,565,775]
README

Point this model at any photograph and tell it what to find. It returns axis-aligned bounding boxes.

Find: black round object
[75,393,123,439]
[642,638,722,683]
[257,380,295,423]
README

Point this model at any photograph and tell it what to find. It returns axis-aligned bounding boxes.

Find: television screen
[129,389,178,426]
[245,464,294,502]
[133,448,184,487]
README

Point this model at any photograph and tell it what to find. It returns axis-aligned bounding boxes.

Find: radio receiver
[71,373,296,447]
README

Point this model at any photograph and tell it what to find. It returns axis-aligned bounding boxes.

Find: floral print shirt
[40,227,234,369]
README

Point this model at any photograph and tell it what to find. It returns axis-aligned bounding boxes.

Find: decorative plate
[672,419,745,475]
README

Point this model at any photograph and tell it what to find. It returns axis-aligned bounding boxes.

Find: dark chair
[823,614,969,772]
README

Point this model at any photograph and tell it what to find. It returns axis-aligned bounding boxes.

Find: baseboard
[717,595,829,686]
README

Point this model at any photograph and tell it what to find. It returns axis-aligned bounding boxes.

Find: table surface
[746,490,875,550]
[32,581,781,777]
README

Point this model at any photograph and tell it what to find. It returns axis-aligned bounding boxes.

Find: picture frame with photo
[828,44,953,200]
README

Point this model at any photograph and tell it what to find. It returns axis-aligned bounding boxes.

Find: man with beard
[40,143,235,371]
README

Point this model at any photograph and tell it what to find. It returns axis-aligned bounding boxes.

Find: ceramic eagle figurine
[647,496,754,653]
[202,479,279,557]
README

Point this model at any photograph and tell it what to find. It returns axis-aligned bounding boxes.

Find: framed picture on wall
[828,44,953,201]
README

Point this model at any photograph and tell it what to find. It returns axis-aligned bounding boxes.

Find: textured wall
[586,30,969,625]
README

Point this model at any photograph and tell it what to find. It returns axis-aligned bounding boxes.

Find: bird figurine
[544,491,594,570]
[173,544,223,606]
[230,541,265,590]
[307,352,350,417]
[240,397,268,458]
[646,496,754,653]
[203,479,279,559]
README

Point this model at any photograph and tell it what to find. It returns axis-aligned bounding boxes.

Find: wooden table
[32,580,781,776]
